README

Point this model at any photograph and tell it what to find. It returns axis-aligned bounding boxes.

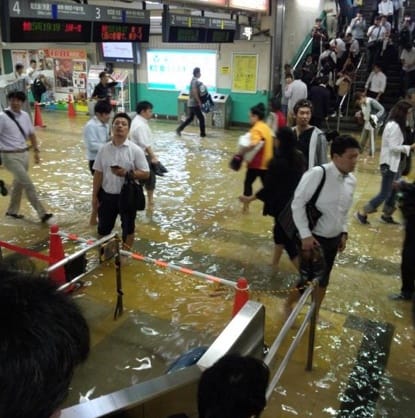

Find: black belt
[1,148,29,153]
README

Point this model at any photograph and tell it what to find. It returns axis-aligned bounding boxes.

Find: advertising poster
[231,54,258,93]
[44,48,88,98]
[147,49,217,91]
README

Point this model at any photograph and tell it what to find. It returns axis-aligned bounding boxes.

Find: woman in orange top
[239,102,274,212]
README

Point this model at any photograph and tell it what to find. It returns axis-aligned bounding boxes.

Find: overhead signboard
[1,0,150,42]
[162,12,236,43]
[8,18,92,42]
[8,0,93,20]
[168,0,227,6]
[229,0,269,12]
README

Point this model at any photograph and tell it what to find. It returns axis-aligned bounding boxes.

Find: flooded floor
[0,110,414,416]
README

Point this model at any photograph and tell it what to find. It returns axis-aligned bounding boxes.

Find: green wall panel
[135,83,268,125]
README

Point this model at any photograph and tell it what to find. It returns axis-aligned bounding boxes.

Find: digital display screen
[167,27,207,43]
[101,42,140,63]
[93,22,150,42]
[9,18,92,42]
[206,29,235,43]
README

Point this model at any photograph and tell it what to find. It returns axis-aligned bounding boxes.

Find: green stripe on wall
[135,83,268,124]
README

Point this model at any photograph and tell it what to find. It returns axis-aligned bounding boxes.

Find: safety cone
[67,94,76,118]
[49,224,66,286]
[34,102,46,127]
[232,277,249,317]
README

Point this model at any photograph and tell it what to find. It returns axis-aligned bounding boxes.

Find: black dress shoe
[41,213,54,223]
[0,180,7,196]
[389,293,412,301]
[6,212,24,219]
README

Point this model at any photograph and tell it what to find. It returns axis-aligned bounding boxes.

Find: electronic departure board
[93,22,150,42]
[162,12,236,43]
[1,0,150,42]
[9,17,92,42]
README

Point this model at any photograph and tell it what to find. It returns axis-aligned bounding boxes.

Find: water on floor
[0,111,413,416]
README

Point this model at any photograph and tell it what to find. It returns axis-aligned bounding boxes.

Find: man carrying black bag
[92,113,149,248]
[285,136,360,318]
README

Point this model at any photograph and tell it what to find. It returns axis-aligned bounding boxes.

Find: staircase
[337,3,406,133]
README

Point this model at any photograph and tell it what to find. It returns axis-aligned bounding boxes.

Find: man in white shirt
[286,135,360,316]
[0,90,53,223]
[92,113,149,248]
[378,0,394,24]
[83,101,112,175]
[130,101,160,207]
[25,59,38,84]
[365,64,387,102]
[367,17,387,71]
[329,37,346,68]
[83,100,112,225]
[285,69,308,126]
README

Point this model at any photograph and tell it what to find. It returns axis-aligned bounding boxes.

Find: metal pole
[46,233,117,273]
[270,0,286,95]
[306,291,318,371]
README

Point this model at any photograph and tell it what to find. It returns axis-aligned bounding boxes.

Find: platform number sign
[13,1,22,15]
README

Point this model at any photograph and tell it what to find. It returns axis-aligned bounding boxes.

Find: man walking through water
[176,67,206,138]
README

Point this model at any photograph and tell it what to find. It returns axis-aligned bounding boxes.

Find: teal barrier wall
[136,83,268,124]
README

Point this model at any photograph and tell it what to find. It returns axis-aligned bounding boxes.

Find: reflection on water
[0,113,414,416]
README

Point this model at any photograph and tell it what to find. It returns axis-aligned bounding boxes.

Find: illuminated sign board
[9,18,92,42]
[229,0,269,12]
[162,12,236,43]
[168,0,227,5]
[1,0,150,42]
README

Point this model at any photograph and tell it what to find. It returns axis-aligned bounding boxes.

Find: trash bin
[177,91,213,127]
[177,91,189,123]
[211,94,232,128]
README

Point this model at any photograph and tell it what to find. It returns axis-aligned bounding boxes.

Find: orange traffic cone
[34,102,46,127]
[67,94,76,118]
[232,277,249,317]
[49,224,66,287]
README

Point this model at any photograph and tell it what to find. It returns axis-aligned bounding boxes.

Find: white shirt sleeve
[291,167,324,239]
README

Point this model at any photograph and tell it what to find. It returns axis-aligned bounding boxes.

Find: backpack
[320,55,336,75]
[399,27,412,48]
[31,78,47,100]
[198,83,209,104]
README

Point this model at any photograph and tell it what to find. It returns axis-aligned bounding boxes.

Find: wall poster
[231,54,258,93]
[44,48,88,99]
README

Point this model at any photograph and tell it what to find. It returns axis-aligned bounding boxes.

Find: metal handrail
[293,38,314,71]
[292,13,328,70]
[264,278,319,400]
[336,51,365,132]
[46,233,117,274]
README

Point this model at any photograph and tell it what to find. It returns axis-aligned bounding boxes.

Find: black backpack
[399,27,412,47]
[320,55,336,75]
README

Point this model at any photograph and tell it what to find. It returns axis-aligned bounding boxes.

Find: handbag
[277,166,326,240]
[119,171,146,212]
[229,154,243,171]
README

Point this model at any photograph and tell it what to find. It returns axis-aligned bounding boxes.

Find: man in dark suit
[308,75,331,129]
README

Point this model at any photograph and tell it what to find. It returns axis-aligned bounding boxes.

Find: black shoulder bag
[277,166,326,240]
[119,171,145,212]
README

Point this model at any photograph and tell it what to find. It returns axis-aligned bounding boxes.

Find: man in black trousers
[308,75,331,129]
[390,180,415,301]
